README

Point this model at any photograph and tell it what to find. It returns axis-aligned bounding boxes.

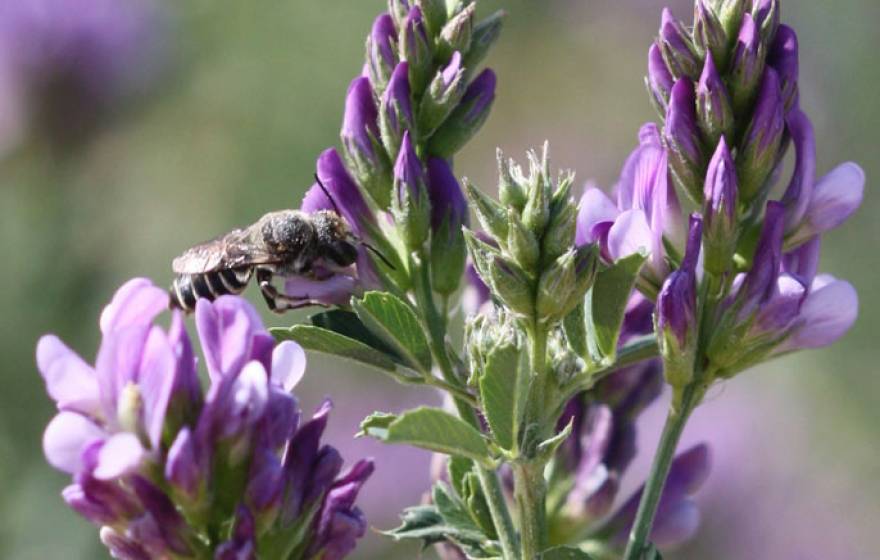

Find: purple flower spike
[703,138,738,274]
[696,54,733,146]
[658,8,701,80]
[767,24,799,112]
[648,42,674,113]
[366,13,398,92]
[729,13,765,115]
[738,68,785,203]
[666,78,705,203]
[379,62,414,160]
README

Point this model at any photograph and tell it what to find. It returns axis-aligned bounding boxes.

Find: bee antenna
[314,174,344,217]
[363,242,397,271]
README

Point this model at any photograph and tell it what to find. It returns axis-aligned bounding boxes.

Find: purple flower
[657,216,701,351]
[604,444,712,548]
[658,8,701,80]
[366,13,398,93]
[696,54,733,147]
[665,78,705,203]
[305,147,378,239]
[729,13,764,115]
[428,68,497,158]
[0,0,167,150]
[781,274,858,351]
[786,162,865,247]
[738,68,785,203]
[427,157,468,235]
[702,137,738,274]
[780,109,816,232]
[379,61,415,159]
[767,24,799,112]
[647,43,674,113]
[340,77,391,208]
[392,130,431,249]
[739,202,786,316]
[37,279,372,559]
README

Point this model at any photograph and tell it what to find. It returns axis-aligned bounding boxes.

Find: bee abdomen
[169,268,252,312]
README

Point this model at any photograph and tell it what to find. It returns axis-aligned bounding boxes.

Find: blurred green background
[1,1,876,558]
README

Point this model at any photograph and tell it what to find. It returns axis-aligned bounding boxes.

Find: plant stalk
[621,383,700,560]
[513,461,546,560]
[411,252,520,560]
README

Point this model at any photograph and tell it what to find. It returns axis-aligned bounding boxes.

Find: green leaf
[383,504,448,543]
[272,325,398,374]
[542,546,597,559]
[448,456,474,498]
[562,301,589,360]
[369,407,494,467]
[352,292,433,373]
[585,252,647,365]
[309,309,404,363]
[479,342,522,451]
[357,411,398,439]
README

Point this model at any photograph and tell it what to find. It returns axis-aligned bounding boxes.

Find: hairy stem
[622,383,701,560]
[411,252,519,560]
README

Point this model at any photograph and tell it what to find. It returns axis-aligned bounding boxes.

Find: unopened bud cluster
[465,145,599,326]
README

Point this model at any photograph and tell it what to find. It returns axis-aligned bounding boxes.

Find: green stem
[622,383,700,560]
[513,461,546,560]
[411,252,519,560]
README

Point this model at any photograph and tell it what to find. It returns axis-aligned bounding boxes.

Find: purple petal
[608,210,654,264]
[63,483,117,525]
[94,432,146,480]
[283,274,359,307]
[807,162,865,234]
[131,476,193,555]
[427,157,468,232]
[341,76,380,161]
[576,187,619,246]
[99,278,168,335]
[783,236,820,287]
[754,273,807,333]
[781,109,816,231]
[271,340,306,392]
[165,428,200,499]
[195,296,265,382]
[281,400,333,522]
[787,276,858,350]
[95,324,151,419]
[138,326,176,449]
[652,499,701,547]
[315,147,378,237]
[43,411,105,474]
[37,335,101,416]
[100,527,151,560]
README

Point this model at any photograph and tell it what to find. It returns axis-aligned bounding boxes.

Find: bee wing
[172,228,283,274]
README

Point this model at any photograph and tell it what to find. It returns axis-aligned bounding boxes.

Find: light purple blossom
[38,279,372,559]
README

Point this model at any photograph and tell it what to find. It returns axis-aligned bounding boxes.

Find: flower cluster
[586,0,861,388]
[290,0,502,306]
[0,0,167,153]
[37,279,372,559]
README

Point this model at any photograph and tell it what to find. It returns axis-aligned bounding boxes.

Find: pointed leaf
[357,411,398,439]
[371,407,494,467]
[309,309,404,362]
[585,253,647,364]
[536,418,573,463]
[352,292,433,373]
[272,325,398,373]
[478,342,522,450]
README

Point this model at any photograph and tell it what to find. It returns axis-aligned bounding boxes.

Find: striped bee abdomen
[169,267,253,312]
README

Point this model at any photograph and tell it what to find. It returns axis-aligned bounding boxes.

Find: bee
[169,178,391,313]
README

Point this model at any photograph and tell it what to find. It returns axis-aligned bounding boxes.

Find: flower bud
[465,178,508,243]
[498,149,526,210]
[415,0,447,35]
[767,24,799,114]
[366,13,399,95]
[419,51,467,137]
[542,195,578,265]
[388,0,412,29]
[656,216,702,389]
[779,109,815,232]
[717,0,748,40]
[341,77,392,208]
[737,69,785,204]
[702,138,738,275]
[666,78,705,204]
[463,10,505,74]
[307,148,379,239]
[658,8,701,80]
[694,0,728,67]
[437,3,474,61]
[537,245,598,324]
[401,7,433,97]
[521,147,552,234]
[751,0,779,43]
[507,209,540,272]
[728,14,765,117]
[392,131,431,250]
[647,42,675,115]
[428,68,496,158]
[379,62,415,162]
[428,157,469,294]
[738,201,785,316]
[489,256,535,318]
[696,54,734,148]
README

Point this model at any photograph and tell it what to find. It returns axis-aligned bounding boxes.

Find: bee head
[312,210,359,268]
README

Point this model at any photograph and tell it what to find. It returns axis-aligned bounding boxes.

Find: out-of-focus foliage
[1,1,876,558]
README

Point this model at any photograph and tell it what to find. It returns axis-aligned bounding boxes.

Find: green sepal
[465,179,509,243]
[507,208,540,272]
[489,255,535,318]
[535,418,573,464]
[416,0,448,37]
[436,3,474,61]
[352,291,433,374]
[463,10,505,79]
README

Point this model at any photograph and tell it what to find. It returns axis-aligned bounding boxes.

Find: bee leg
[256,269,324,313]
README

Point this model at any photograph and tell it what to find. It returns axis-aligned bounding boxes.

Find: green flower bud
[694,0,728,68]
[418,52,467,137]
[415,0,447,36]
[465,179,509,244]
[437,3,474,61]
[489,255,535,318]
[497,149,526,210]
[717,0,748,41]
[521,147,551,235]
[507,209,540,272]
[536,246,597,324]
[542,192,578,265]
[431,215,467,295]
[400,7,434,97]
[463,10,505,77]
[428,68,496,158]
[463,227,502,282]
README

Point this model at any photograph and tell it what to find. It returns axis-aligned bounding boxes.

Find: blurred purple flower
[37,278,372,559]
